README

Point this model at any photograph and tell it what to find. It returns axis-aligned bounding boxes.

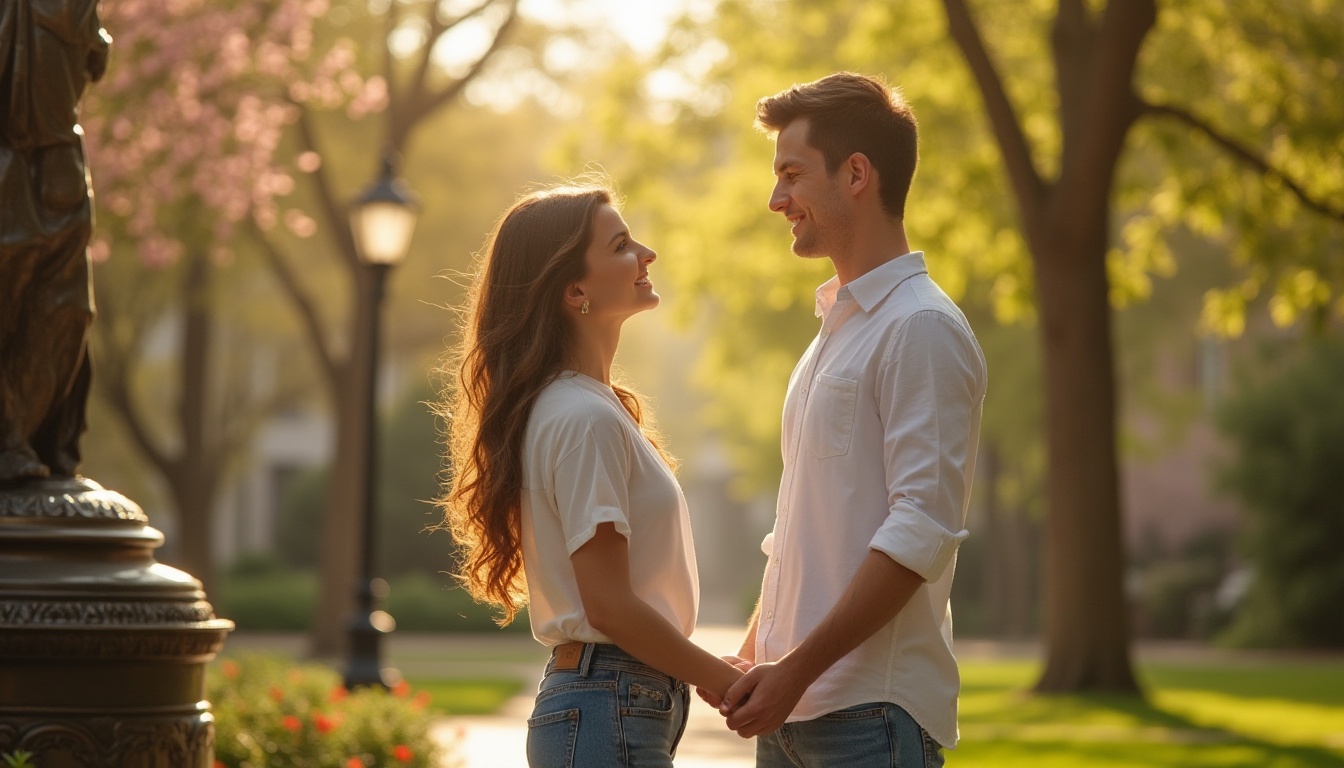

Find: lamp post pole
[344,153,418,689]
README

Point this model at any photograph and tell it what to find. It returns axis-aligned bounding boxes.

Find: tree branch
[407,1,452,108]
[941,0,1046,213]
[402,0,520,133]
[294,104,360,268]
[1051,0,1095,130]
[91,308,173,475]
[383,0,399,113]
[1141,100,1344,223]
[246,221,341,385]
[1054,0,1155,216]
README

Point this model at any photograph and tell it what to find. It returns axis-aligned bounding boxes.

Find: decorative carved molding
[0,599,217,626]
[0,626,232,660]
[0,714,213,767]
[0,485,148,525]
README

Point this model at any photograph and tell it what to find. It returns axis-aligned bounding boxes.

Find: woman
[439,181,743,767]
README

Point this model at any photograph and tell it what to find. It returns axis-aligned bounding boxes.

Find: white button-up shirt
[755,252,986,748]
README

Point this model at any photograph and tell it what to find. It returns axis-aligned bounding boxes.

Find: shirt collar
[814,251,927,317]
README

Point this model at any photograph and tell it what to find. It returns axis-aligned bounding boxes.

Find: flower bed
[210,655,453,767]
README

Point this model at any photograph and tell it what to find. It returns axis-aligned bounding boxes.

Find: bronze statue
[0,0,110,481]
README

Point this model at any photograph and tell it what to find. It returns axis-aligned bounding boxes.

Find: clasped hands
[697,655,809,739]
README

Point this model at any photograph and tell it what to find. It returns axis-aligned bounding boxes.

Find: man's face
[768,119,848,259]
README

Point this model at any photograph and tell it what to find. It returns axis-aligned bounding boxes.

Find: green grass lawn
[954,658,1344,767]
[407,677,525,716]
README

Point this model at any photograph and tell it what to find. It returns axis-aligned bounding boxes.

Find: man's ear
[845,152,874,198]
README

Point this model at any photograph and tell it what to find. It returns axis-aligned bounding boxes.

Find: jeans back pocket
[526,708,580,768]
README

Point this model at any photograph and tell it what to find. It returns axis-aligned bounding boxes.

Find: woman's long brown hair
[437,183,674,626]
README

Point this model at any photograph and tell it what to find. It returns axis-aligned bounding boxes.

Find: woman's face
[574,204,659,319]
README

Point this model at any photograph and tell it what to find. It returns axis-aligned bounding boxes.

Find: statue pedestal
[0,478,232,767]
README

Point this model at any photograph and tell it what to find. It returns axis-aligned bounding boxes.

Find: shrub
[215,560,317,631]
[1216,336,1344,647]
[385,572,529,633]
[210,655,453,768]
[216,562,528,633]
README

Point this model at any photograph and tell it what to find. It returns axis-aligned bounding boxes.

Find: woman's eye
[615,239,628,252]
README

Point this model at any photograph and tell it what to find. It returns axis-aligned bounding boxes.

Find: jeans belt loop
[578,641,597,677]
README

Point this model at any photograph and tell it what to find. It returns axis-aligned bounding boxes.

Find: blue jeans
[757,702,945,768]
[526,643,690,767]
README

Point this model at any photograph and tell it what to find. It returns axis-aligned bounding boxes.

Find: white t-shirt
[520,372,698,646]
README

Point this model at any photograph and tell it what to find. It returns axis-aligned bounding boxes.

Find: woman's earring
[580,300,590,315]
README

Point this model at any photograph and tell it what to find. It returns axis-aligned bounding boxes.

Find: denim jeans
[526,643,690,767]
[756,702,945,768]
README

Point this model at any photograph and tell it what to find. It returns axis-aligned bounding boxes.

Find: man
[716,72,987,767]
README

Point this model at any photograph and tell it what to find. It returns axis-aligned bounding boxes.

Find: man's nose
[769,184,789,213]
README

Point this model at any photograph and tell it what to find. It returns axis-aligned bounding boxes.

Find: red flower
[412,690,432,710]
[220,660,240,679]
[345,758,364,768]
[392,679,411,698]
[281,715,302,732]
[215,761,227,768]
[393,744,413,763]
[330,686,349,703]
[268,685,285,703]
[313,712,337,734]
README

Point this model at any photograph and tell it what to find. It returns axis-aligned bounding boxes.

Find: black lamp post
[343,152,419,689]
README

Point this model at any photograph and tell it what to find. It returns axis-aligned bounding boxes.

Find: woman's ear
[564,282,587,310]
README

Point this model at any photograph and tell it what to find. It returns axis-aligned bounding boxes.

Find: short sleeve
[550,407,633,555]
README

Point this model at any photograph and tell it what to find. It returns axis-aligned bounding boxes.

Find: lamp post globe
[344,151,418,689]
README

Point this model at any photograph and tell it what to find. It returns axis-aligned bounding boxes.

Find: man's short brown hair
[756,72,919,220]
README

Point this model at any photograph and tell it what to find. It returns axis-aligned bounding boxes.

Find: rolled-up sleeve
[870,310,980,581]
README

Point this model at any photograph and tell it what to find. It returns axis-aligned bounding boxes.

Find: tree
[82,0,327,593]
[555,0,1344,694]
[256,0,529,659]
[940,0,1344,693]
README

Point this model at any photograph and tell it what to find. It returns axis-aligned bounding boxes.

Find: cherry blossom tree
[85,0,530,656]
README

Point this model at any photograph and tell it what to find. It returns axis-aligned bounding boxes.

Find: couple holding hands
[440,72,987,767]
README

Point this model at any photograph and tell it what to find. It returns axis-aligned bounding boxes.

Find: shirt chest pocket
[802,374,858,459]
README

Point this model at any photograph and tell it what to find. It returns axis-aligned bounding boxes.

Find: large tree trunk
[943,0,1154,693]
[163,251,223,596]
[310,270,376,659]
[1030,229,1137,692]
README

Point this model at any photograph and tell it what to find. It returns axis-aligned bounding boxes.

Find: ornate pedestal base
[0,478,233,767]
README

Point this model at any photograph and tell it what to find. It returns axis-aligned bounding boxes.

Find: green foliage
[209,655,450,768]
[215,560,527,633]
[1215,336,1344,647]
[216,557,317,631]
[1130,536,1232,640]
[1,752,35,768]
[275,384,449,577]
[1139,0,1344,335]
